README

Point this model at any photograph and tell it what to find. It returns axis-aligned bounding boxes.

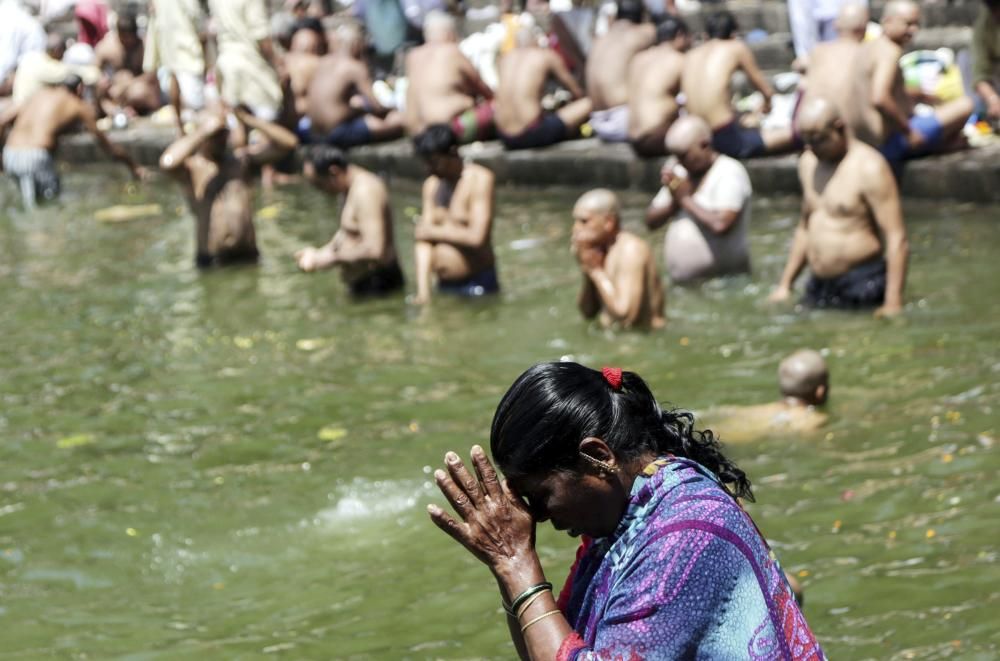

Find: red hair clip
[601,366,623,390]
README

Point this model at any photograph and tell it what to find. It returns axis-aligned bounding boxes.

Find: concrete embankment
[61,126,1000,204]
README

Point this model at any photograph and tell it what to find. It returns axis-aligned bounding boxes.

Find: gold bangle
[515,588,549,619]
[520,609,562,634]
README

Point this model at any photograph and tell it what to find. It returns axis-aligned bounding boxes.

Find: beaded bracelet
[504,581,553,617]
[520,609,562,634]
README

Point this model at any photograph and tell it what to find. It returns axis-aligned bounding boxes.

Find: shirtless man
[770,97,908,316]
[645,116,753,283]
[494,27,591,150]
[0,76,144,209]
[681,10,794,158]
[159,106,298,267]
[281,24,324,123]
[573,189,666,329]
[799,3,868,112]
[704,349,829,444]
[845,0,973,174]
[627,16,690,157]
[585,0,655,143]
[95,13,144,76]
[412,125,498,303]
[404,11,495,143]
[294,146,404,297]
[299,24,402,149]
[97,14,162,117]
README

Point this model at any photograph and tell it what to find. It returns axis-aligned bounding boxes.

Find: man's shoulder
[615,231,652,259]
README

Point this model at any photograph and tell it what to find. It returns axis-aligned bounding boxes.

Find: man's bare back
[585,21,655,110]
[6,87,92,151]
[845,36,908,146]
[801,40,863,116]
[682,39,759,128]
[599,231,665,328]
[495,48,565,134]
[627,43,684,142]
[404,43,488,134]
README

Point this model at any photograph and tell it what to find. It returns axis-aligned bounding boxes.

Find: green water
[1,168,998,659]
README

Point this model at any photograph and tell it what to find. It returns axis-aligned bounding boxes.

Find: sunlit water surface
[0,167,997,659]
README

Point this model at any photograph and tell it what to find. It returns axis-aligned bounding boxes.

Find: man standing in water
[294,146,404,297]
[573,189,666,329]
[159,106,298,267]
[627,16,690,157]
[770,97,908,316]
[0,75,144,209]
[681,10,794,158]
[412,125,497,304]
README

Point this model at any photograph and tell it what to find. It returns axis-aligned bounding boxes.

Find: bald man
[682,10,794,158]
[799,3,868,113]
[298,24,402,149]
[585,0,655,143]
[845,0,973,174]
[627,16,690,157]
[771,97,908,316]
[645,116,753,283]
[702,349,830,443]
[573,189,666,329]
[404,11,495,143]
[494,28,591,150]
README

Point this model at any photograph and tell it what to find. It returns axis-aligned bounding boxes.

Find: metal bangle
[506,582,553,617]
[520,609,562,634]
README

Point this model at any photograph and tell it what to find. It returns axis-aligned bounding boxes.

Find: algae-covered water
[1,167,998,659]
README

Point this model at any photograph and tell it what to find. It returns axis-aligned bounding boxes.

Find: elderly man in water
[645,116,753,284]
[412,125,498,303]
[626,16,690,157]
[771,97,908,316]
[573,189,665,329]
[404,11,495,143]
[681,10,794,158]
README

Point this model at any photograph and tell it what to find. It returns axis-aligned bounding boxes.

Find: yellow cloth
[144,0,205,76]
[207,0,281,114]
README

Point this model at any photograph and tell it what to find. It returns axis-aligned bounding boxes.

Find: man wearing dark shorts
[803,258,887,308]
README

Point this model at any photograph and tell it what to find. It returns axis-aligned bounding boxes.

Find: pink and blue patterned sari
[555,457,824,660]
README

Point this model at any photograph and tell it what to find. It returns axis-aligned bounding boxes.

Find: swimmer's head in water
[306,145,350,193]
[665,116,714,174]
[778,349,829,406]
[615,0,644,24]
[572,189,620,249]
[881,0,921,44]
[834,2,869,39]
[423,10,458,43]
[414,124,461,179]
[706,10,738,40]
[798,97,848,162]
[656,16,690,50]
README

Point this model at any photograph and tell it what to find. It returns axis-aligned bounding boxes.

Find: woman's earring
[580,452,618,476]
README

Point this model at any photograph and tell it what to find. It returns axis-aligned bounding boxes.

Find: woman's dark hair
[706,11,738,39]
[413,124,457,158]
[490,362,753,501]
[309,144,348,173]
[656,16,689,44]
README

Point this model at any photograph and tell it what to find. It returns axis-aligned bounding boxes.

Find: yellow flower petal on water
[257,204,282,220]
[797,569,810,578]
[214,476,224,485]
[295,338,326,351]
[679,337,690,346]
[212,582,225,590]
[408,421,420,433]
[831,520,842,533]
[888,530,897,540]
[318,426,347,442]
[945,410,961,423]
[56,433,96,449]
[941,453,954,463]
[126,528,138,537]
[825,432,834,441]
[925,529,936,539]
[233,336,253,349]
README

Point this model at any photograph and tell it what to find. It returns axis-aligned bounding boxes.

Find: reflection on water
[0,170,998,658]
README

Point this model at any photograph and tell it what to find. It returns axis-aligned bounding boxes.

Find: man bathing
[404,11,495,144]
[645,116,752,283]
[295,146,403,297]
[413,125,498,303]
[682,10,794,158]
[627,16,690,157]
[585,0,655,143]
[494,27,591,150]
[573,188,666,329]
[0,76,144,209]
[159,106,298,267]
[770,97,908,316]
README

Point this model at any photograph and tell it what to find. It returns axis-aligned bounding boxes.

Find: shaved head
[779,350,829,403]
[574,189,620,217]
[424,10,457,42]
[882,0,919,20]
[665,115,711,155]
[835,2,869,35]
[797,96,841,133]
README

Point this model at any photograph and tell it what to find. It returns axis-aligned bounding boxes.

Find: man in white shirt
[645,115,752,283]
[145,0,207,120]
[0,0,46,95]
[208,0,282,120]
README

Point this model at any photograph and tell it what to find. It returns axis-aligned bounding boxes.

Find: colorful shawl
[555,457,824,660]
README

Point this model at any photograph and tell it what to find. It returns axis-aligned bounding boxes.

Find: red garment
[75,0,109,47]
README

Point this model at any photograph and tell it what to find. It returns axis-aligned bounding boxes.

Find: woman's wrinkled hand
[427,445,536,573]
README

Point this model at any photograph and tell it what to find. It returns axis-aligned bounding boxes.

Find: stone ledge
[57,127,1000,203]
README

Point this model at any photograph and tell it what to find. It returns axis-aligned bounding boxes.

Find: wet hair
[309,144,348,172]
[706,10,738,39]
[293,17,325,40]
[412,124,457,158]
[656,16,688,43]
[616,0,644,23]
[490,362,753,501]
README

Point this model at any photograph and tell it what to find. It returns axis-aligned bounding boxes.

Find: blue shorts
[711,119,767,159]
[879,114,944,168]
[438,267,500,297]
[499,113,567,150]
[296,115,372,149]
